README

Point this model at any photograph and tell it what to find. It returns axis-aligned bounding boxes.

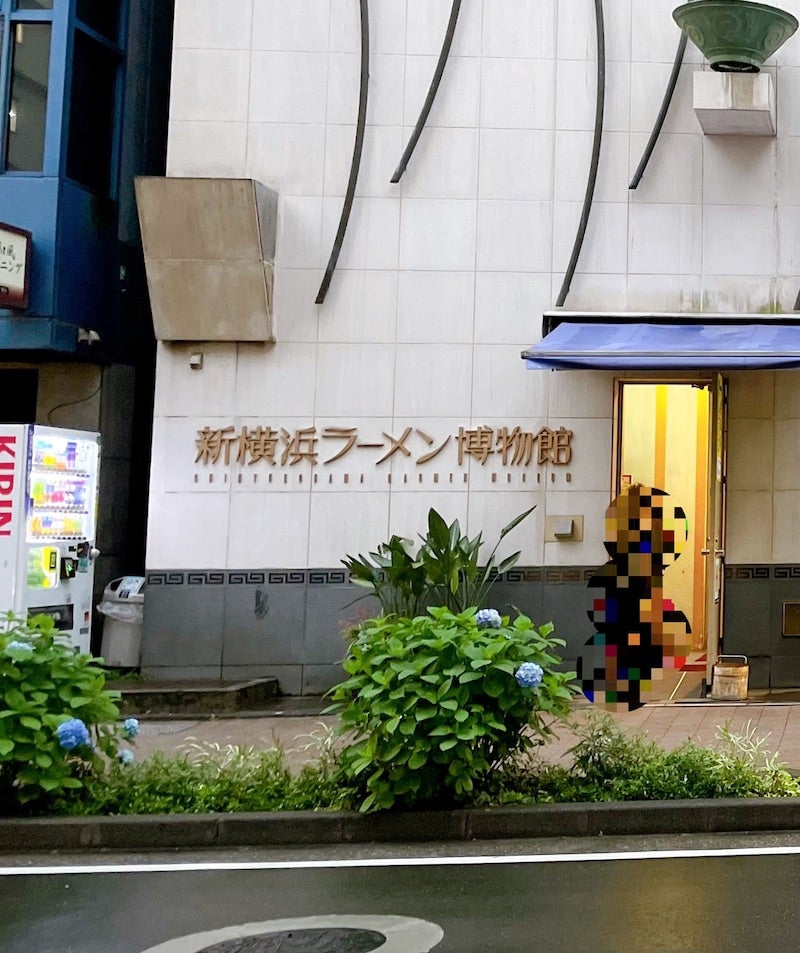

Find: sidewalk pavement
[130,699,800,774]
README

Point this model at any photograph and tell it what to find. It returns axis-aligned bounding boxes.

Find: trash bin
[98,576,145,667]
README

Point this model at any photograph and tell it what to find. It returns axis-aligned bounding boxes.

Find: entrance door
[704,373,728,687]
[615,379,727,700]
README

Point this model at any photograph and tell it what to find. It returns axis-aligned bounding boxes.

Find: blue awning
[522,322,800,370]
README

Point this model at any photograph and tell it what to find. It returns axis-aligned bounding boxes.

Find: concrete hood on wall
[134,177,278,342]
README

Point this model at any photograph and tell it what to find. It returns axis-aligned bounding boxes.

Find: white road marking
[4,844,800,876]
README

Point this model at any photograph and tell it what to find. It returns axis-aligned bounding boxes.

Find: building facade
[0,0,173,621]
[142,0,800,696]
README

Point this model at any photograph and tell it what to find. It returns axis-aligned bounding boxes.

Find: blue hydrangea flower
[122,717,140,740]
[55,718,90,751]
[476,608,502,629]
[515,662,544,689]
[5,640,33,655]
[118,749,135,765]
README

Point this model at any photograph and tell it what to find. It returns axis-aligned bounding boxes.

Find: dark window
[76,0,121,42]
[5,21,50,172]
[66,30,118,193]
[0,369,38,423]
[16,1,53,10]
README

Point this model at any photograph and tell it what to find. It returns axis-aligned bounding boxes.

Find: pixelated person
[577,485,692,712]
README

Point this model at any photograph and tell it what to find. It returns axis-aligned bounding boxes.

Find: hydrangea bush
[326,607,578,812]
[0,612,129,812]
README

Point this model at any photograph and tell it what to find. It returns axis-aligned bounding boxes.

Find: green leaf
[0,738,14,756]
[4,688,25,709]
[19,715,41,731]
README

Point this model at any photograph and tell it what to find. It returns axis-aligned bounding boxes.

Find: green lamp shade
[673,0,799,72]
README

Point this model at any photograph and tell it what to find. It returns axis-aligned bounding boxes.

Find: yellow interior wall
[621,384,709,648]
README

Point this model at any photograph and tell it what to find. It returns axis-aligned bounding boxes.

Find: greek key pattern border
[725,565,800,581]
[146,567,598,587]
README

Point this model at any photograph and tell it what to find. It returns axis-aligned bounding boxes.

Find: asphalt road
[3,836,800,953]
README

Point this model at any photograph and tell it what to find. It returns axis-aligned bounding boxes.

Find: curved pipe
[555,0,605,308]
[315,0,370,305]
[629,34,688,190]
[390,0,462,183]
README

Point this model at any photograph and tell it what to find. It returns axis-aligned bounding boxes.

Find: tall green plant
[343,535,429,617]
[417,506,535,613]
[342,505,535,617]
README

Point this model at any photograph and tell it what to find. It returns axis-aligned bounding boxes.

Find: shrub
[342,505,535,617]
[326,607,578,812]
[0,612,124,813]
[481,712,800,805]
[60,741,353,816]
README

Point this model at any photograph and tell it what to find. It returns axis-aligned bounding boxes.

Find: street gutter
[3,799,800,851]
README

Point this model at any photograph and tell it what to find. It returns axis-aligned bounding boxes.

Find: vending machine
[0,425,100,653]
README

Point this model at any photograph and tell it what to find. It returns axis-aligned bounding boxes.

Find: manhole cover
[198,928,386,953]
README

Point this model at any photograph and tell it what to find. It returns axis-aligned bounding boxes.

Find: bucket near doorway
[710,655,749,700]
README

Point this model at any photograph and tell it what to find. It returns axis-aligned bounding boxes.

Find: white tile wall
[543,490,610,567]
[774,419,800,490]
[330,0,407,54]
[323,125,403,199]
[473,273,552,345]
[318,270,399,343]
[271,269,321,344]
[481,59,556,129]
[703,206,777,277]
[170,50,252,123]
[249,52,328,124]
[703,137,776,207]
[235,344,318,417]
[247,123,326,196]
[146,492,231,568]
[393,343,472,418]
[727,418,774,491]
[470,345,548,418]
[467,491,546,566]
[252,0,329,52]
[401,128,480,199]
[167,121,248,177]
[773,491,800,562]
[327,54,405,127]
[399,199,477,271]
[406,0,483,57]
[726,490,774,564]
[484,0,556,61]
[405,56,481,128]
[173,0,253,50]
[628,203,702,274]
[308,491,391,565]
[322,197,401,271]
[228,492,311,567]
[315,343,396,417]
[153,343,237,417]
[476,201,553,272]
[154,0,800,580]
[397,272,474,344]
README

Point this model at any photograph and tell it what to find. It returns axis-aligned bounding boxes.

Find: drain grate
[199,928,386,953]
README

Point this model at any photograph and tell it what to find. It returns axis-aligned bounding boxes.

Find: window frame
[62,0,126,197]
[0,0,64,177]
[0,0,128,192]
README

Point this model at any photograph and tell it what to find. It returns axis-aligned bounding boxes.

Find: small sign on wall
[0,222,31,310]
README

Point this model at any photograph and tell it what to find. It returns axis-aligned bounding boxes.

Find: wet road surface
[3,835,800,953]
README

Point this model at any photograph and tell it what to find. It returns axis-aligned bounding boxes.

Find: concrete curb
[4,799,800,851]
